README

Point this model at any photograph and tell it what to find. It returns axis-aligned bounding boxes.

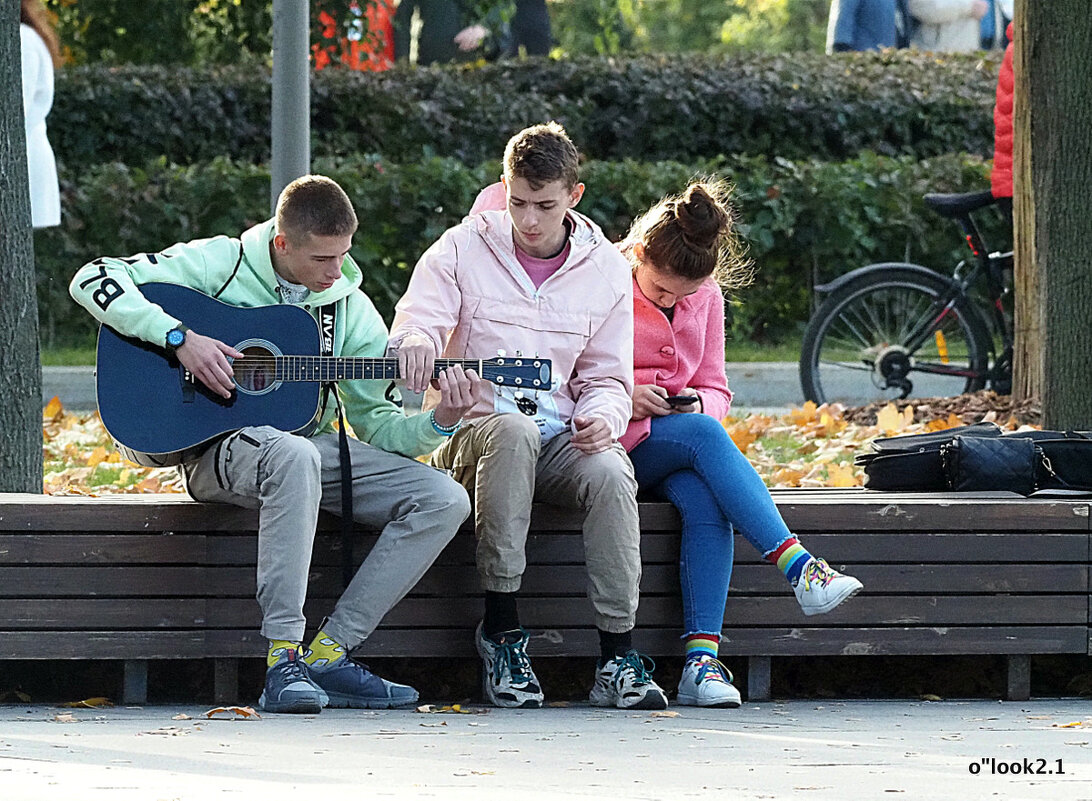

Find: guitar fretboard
[234,357,486,383]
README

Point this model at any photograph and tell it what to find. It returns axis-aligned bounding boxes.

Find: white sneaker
[589,650,668,710]
[475,622,544,708]
[676,655,742,708]
[793,557,863,616]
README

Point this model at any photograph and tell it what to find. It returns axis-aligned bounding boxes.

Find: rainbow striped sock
[684,633,720,661]
[767,537,813,586]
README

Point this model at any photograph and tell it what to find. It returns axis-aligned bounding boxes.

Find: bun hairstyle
[626,180,752,291]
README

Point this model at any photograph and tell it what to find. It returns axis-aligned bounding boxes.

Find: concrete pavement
[3,700,1090,800]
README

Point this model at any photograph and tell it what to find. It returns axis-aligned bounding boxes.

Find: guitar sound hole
[233,345,278,394]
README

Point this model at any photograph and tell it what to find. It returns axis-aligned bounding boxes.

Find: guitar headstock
[479,357,552,390]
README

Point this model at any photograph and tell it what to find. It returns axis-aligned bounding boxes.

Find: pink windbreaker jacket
[390,209,635,441]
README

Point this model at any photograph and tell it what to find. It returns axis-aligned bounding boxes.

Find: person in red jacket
[991,21,1015,223]
[620,181,863,708]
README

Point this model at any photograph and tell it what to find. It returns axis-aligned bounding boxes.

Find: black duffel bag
[857,423,1092,495]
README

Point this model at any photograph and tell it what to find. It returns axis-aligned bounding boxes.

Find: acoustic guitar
[96,283,552,466]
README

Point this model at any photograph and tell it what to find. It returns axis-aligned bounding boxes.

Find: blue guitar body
[97,283,324,466]
[96,283,553,467]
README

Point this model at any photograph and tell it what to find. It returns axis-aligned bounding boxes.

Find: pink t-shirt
[515,241,570,288]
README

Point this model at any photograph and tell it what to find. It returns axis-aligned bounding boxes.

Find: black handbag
[855,422,1003,491]
[942,435,1039,495]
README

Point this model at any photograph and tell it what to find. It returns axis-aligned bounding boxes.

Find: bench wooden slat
[2,563,1087,597]
[6,530,1087,566]
[3,492,1089,531]
[5,625,1081,660]
[5,595,1084,630]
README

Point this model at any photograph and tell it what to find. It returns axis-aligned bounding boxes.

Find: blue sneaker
[308,656,420,709]
[258,648,326,714]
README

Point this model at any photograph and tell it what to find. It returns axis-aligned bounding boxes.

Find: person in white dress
[20,0,61,229]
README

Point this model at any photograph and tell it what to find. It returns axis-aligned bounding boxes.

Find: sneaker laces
[800,557,837,591]
[612,651,657,688]
[692,656,733,686]
[492,632,535,687]
[274,650,310,683]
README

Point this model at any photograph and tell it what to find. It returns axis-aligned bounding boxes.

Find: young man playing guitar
[391,123,669,710]
[70,175,479,714]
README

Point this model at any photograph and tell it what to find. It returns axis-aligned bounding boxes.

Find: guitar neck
[238,356,485,383]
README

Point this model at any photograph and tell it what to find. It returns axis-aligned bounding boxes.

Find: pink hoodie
[620,276,733,452]
[390,209,635,441]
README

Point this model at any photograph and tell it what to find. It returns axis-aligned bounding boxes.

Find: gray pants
[429,413,641,633]
[184,427,471,649]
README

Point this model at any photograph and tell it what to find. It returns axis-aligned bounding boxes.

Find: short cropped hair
[503,122,580,191]
[276,175,358,244]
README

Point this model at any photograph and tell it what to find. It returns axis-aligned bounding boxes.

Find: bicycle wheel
[799,269,991,405]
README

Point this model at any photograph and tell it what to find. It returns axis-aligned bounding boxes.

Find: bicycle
[799,189,1014,406]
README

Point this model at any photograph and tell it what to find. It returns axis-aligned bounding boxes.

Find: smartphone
[665,395,699,407]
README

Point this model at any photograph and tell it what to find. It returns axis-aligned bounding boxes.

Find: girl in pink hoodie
[622,181,863,708]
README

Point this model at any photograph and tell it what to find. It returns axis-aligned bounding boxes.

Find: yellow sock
[303,630,346,668]
[267,640,298,668]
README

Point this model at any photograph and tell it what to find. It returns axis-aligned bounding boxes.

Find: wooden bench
[1,491,1088,704]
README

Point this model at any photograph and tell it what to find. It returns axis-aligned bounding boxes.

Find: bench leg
[747,656,771,702]
[122,660,149,705]
[1005,655,1031,701]
[213,658,240,705]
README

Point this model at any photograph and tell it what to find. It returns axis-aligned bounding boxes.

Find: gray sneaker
[793,557,863,616]
[589,649,668,710]
[475,622,544,708]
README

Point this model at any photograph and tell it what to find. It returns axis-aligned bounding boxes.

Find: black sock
[598,629,633,663]
[483,591,520,640]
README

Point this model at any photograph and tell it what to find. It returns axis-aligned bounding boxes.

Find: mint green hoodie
[69,218,445,458]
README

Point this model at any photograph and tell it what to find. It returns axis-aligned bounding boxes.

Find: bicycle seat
[923,190,997,219]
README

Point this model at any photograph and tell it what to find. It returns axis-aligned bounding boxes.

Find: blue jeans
[628,413,794,637]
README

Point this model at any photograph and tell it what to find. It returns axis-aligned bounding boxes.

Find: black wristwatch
[165,325,189,354]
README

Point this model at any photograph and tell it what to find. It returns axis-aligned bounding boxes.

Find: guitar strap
[316,303,356,590]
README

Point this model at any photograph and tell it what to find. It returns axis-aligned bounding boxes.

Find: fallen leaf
[650,710,680,718]
[53,713,78,723]
[920,694,943,702]
[172,713,192,721]
[61,696,113,708]
[1055,721,1087,728]
[43,396,64,421]
[204,706,261,720]
[419,721,448,727]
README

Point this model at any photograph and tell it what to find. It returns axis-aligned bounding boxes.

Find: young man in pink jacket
[390,122,668,710]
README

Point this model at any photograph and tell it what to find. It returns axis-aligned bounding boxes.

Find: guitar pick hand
[177,332,244,399]
[432,364,480,429]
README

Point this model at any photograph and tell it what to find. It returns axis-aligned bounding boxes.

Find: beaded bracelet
[429,409,462,436]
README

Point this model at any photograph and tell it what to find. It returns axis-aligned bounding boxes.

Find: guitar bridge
[179,366,196,404]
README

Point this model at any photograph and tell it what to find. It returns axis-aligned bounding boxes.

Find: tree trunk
[1010,1,1040,403]
[0,7,43,493]
[1026,2,1092,429]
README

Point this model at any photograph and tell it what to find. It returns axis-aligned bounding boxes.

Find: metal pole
[271,0,311,212]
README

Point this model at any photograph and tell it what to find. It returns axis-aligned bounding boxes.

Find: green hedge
[54,50,1001,169]
[35,152,1002,349]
